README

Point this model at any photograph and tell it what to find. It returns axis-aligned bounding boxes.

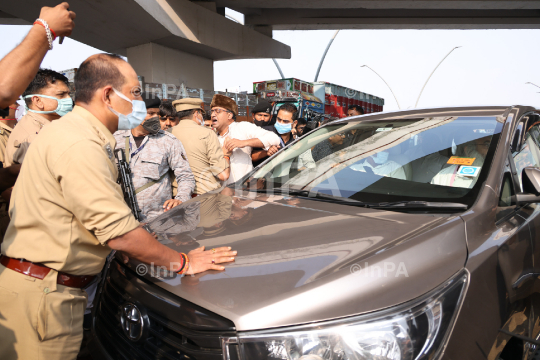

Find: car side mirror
[515,167,540,204]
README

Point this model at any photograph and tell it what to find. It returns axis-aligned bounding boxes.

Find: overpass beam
[127,42,214,90]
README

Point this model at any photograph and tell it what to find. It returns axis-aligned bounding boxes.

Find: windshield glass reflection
[243,116,503,206]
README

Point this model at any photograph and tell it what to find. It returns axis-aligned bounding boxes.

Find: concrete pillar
[127,43,214,90]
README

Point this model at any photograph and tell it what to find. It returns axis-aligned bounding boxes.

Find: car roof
[337,105,538,123]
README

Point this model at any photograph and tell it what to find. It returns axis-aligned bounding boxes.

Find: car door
[510,114,540,276]
[490,113,540,359]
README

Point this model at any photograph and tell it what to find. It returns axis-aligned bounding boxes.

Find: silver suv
[90,106,540,360]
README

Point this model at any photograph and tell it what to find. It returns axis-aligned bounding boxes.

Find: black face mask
[142,116,161,135]
[253,114,275,128]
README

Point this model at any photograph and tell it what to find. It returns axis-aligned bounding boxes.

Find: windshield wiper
[248,188,372,207]
[370,201,468,210]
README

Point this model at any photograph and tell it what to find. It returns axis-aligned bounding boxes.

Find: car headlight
[223,270,468,360]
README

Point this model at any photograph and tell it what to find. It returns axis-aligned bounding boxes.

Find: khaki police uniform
[171,98,228,195]
[0,106,139,360]
[0,122,13,244]
[0,121,13,165]
[4,111,51,166]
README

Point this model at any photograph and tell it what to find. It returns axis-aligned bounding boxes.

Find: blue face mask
[274,121,292,134]
[24,94,73,117]
[108,88,147,130]
[371,151,389,165]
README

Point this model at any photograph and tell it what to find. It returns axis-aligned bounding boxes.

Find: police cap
[172,98,205,113]
[252,100,272,114]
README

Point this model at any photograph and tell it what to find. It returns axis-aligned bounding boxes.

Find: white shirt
[431,151,485,189]
[297,149,316,169]
[218,121,280,185]
[349,159,406,180]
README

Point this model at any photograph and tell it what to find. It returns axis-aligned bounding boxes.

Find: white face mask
[108,88,147,130]
[197,111,205,127]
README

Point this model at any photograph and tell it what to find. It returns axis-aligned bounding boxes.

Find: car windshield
[241,116,504,209]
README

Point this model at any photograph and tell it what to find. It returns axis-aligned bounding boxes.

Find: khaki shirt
[114,129,195,222]
[4,111,51,166]
[0,121,13,164]
[171,120,228,195]
[2,106,139,275]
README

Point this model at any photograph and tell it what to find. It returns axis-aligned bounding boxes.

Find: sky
[1,12,540,112]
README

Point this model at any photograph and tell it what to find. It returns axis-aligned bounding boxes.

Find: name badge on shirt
[104,143,114,160]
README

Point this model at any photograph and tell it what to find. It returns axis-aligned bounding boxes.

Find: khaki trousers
[0,264,87,360]
[0,201,10,246]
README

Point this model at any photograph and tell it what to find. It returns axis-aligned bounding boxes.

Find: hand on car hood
[135,192,468,330]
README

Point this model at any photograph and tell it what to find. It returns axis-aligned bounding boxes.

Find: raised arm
[0,3,75,108]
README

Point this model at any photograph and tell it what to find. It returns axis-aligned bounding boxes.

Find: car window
[512,123,540,191]
[499,173,516,208]
[496,170,517,222]
[244,116,504,208]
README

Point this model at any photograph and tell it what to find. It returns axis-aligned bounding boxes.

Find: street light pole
[415,46,461,108]
[360,65,401,110]
[314,30,340,82]
[272,59,285,79]
[526,82,540,89]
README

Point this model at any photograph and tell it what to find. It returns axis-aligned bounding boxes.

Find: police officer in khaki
[0,103,17,244]
[0,103,17,165]
[4,69,72,167]
[0,53,236,360]
[171,98,231,195]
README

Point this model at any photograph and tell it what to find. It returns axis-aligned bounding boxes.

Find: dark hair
[277,103,298,120]
[204,111,212,121]
[74,53,126,104]
[159,100,177,118]
[348,104,364,115]
[296,118,307,126]
[176,108,198,120]
[23,69,69,107]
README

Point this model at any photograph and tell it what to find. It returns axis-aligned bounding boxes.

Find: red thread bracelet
[33,21,56,40]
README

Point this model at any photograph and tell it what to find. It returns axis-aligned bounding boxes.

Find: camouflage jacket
[114,130,195,222]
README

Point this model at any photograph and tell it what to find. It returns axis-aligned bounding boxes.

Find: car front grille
[93,259,237,360]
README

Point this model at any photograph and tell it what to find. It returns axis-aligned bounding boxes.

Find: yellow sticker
[447,156,476,166]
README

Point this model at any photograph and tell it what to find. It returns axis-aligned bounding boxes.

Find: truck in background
[253,78,384,120]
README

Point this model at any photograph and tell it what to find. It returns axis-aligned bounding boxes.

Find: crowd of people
[0,52,367,242]
[0,2,371,359]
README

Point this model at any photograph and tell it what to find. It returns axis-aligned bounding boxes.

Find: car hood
[134,192,467,331]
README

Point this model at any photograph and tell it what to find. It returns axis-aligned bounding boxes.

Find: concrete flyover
[1,1,539,89]
[0,0,291,89]
[218,1,540,30]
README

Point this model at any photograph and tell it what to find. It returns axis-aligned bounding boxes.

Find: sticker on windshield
[376,127,392,132]
[447,156,476,166]
[457,166,481,177]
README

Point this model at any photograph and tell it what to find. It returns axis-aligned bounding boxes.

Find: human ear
[102,87,113,106]
[33,96,44,110]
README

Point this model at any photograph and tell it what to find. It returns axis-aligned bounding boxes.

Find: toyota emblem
[120,303,146,342]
